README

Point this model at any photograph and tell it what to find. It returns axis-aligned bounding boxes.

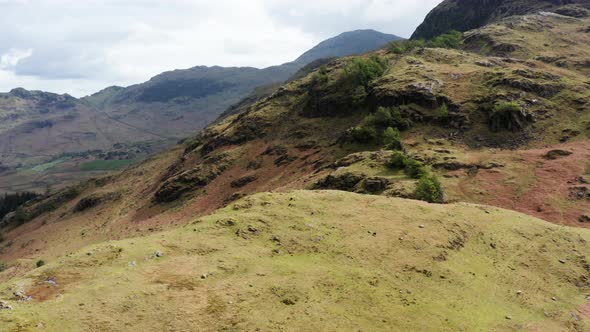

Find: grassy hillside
[1,13,589,266]
[0,191,589,331]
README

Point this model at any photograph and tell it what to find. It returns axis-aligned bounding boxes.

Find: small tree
[36,260,45,268]
[415,174,444,203]
[383,127,403,150]
[345,55,387,89]
[351,126,378,144]
[388,151,408,169]
[405,159,428,179]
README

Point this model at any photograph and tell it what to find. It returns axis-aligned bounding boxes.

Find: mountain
[1,3,590,330]
[411,0,590,39]
[0,30,401,194]
[84,29,402,139]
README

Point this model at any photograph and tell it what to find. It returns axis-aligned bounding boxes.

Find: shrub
[429,30,463,49]
[36,260,45,268]
[345,55,387,89]
[415,174,444,203]
[389,151,408,169]
[383,127,403,150]
[0,261,6,272]
[389,39,427,54]
[494,102,521,113]
[351,126,378,143]
[405,159,429,179]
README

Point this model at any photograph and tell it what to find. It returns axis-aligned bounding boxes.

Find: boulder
[544,149,573,160]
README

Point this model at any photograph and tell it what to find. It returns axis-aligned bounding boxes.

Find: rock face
[411,0,590,40]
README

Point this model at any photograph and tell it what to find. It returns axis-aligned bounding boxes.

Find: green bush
[389,39,426,54]
[345,55,387,89]
[494,102,521,113]
[388,31,462,54]
[0,261,6,272]
[36,260,45,268]
[389,151,408,169]
[351,126,378,143]
[365,107,412,130]
[383,127,403,150]
[415,174,444,203]
[405,159,429,179]
[438,103,449,118]
[429,30,463,49]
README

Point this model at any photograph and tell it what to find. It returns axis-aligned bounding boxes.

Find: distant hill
[411,0,590,39]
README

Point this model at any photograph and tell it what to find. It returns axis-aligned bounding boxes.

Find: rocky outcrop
[74,192,122,212]
[488,106,534,132]
[154,154,233,203]
[412,0,590,40]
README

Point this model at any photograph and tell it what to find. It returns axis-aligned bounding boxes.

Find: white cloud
[0,48,33,70]
[0,0,443,97]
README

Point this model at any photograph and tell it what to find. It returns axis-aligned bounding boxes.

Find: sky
[0,0,443,97]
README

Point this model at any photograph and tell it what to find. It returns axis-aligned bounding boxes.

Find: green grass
[30,158,65,172]
[0,191,588,331]
[78,159,135,171]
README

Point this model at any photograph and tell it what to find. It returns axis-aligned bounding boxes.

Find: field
[78,159,137,171]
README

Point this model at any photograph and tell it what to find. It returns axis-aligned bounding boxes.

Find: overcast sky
[0,0,442,97]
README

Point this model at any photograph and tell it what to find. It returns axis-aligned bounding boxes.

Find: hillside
[0,30,401,194]
[0,88,169,193]
[412,0,590,39]
[1,191,589,331]
[0,9,587,265]
[0,3,590,331]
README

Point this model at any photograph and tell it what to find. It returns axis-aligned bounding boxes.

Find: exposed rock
[154,251,163,258]
[230,175,258,188]
[74,192,121,213]
[569,186,590,200]
[544,149,573,160]
[363,177,390,194]
[488,106,534,133]
[314,172,365,191]
[554,4,590,18]
[0,301,13,310]
[579,215,590,223]
[154,154,232,203]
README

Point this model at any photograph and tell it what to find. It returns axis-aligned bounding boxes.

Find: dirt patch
[27,272,82,302]
[462,141,590,228]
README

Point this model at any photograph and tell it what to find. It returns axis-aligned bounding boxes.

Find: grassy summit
[1,191,589,331]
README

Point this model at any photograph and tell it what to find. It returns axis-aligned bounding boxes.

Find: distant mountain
[411,0,590,40]
[293,29,403,65]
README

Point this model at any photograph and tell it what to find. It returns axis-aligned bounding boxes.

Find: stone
[419,225,426,229]
[579,215,590,223]
[544,150,573,160]
[201,273,208,280]
[552,297,557,301]
[559,259,567,264]
[154,251,163,258]
[0,301,13,310]
[516,290,522,295]
[505,316,512,320]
